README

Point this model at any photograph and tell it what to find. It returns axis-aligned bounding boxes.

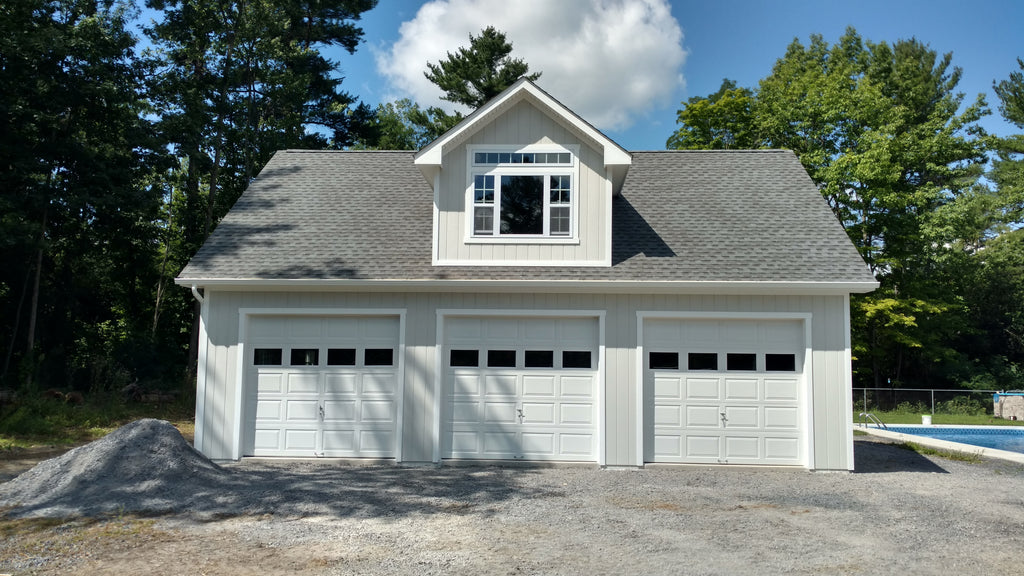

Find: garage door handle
[720,411,727,426]
[517,408,525,423]
[319,404,325,421]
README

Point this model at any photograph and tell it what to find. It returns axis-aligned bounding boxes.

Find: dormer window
[468,145,578,242]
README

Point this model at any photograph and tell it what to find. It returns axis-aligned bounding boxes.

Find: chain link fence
[852,388,999,416]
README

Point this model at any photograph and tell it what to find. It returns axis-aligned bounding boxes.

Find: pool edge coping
[857,426,1024,465]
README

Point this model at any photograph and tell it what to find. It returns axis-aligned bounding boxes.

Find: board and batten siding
[196,291,854,470]
[435,100,609,265]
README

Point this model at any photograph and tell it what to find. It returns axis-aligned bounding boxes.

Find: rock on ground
[0,418,224,518]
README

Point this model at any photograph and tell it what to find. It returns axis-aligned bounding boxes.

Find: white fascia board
[175,277,879,295]
[414,79,631,170]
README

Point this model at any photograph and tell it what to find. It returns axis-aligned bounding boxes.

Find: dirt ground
[2,436,1023,576]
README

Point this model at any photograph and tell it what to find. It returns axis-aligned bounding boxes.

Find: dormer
[415,79,631,267]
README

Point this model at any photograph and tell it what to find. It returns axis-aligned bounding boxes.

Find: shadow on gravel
[852,440,948,474]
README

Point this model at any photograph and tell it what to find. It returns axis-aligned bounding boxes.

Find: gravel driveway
[2,421,1023,575]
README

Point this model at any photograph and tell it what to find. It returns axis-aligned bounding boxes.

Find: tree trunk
[24,207,48,390]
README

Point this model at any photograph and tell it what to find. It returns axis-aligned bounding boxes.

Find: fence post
[931,390,935,415]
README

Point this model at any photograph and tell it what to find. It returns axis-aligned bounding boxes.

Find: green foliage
[938,395,989,416]
[894,442,983,463]
[424,26,540,110]
[666,79,759,150]
[0,393,193,443]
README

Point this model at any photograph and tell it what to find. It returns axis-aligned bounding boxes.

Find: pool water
[887,426,1024,454]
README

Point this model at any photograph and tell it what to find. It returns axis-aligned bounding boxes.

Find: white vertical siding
[196,290,853,470]
[435,100,608,264]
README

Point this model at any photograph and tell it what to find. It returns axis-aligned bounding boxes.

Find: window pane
[290,348,319,366]
[649,352,679,370]
[550,206,570,236]
[499,152,511,163]
[500,175,544,234]
[450,349,479,367]
[765,353,797,372]
[486,153,499,164]
[474,174,494,203]
[327,348,356,366]
[512,153,523,163]
[549,175,571,204]
[487,350,516,367]
[524,350,554,368]
[521,153,534,163]
[562,351,592,369]
[727,353,756,371]
[253,348,282,366]
[558,153,570,164]
[474,152,486,164]
[365,348,394,366]
[474,206,493,235]
[688,352,718,370]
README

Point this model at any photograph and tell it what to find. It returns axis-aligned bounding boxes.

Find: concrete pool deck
[858,424,1024,465]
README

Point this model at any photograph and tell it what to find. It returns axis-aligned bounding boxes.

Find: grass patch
[853,412,1024,426]
[0,515,166,569]
[0,394,194,452]
[853,429,868,436]
[893,441,984,463]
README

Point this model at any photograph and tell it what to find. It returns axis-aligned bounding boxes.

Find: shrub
[938,395,989,416]
[892,401,929,414]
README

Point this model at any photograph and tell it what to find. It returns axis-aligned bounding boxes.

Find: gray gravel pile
[0,418,226,517]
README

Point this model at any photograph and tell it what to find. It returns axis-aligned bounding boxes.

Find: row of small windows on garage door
[449,349,593,369]
[252,347,395,367]
[648,351,797,372]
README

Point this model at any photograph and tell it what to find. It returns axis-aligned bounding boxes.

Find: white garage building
[177,80,876,470]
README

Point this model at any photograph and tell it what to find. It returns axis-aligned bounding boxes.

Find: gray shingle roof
[177,149,876,285]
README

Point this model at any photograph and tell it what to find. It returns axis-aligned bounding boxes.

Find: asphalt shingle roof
[178,149,875,285]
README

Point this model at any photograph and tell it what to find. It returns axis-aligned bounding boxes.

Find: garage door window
[765,353,796,372]
[562,351,592,369]
[253,348,282,366]
[450,349,479,367]
[364,348,395,366]
[487,350,517,367]
[290,348,319,366]
[525,350,554,368]
[649,352,679,370]
[688,352,718,370]
[726,353,757,371]
[327,348,356,366]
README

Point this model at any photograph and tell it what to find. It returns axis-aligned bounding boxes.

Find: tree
[0,0,163,390]
[425,26,540,110]
[665,79,759,150]
[144,0,377,377]
[353,99,436,150]
[991,57,1024,226]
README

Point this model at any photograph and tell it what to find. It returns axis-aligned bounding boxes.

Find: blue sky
[331,0,1024,151]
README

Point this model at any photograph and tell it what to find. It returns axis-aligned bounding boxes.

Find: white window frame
[465,144,580,244]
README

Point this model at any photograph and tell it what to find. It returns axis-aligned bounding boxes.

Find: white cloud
[375,0,686,131]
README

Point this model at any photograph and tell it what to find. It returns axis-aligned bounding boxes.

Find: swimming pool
[886,426,1024,454]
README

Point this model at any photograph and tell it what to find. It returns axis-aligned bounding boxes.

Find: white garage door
[644,318,806,465]
[443,316,599,461]
[244,315,400,458]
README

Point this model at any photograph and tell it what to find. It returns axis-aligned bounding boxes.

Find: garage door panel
[685,435,721,458]
[685,378,720,400]
[323,400,356,422]
[484,375,517,397]
[257,373,284,392]
[521,432,555,455]
[324,373,357,394]
[523,319,557,342]
[255,400,282,421]
[483,431,518,455]
[484,402,516,423]
[560,376,594,397]
[559,434,593,456]
[724,436,760,459]
[765,437,800,460]
[451,373,480,396]
[654,376,683,399]
[322,430,355,452]
[286,373,318,394]
[764,407,799,429]
[654,405,682,427]
[560,403,593,425]
[360,400,395,422]
[284,429,318,451]
[286,400,319,421]
[522,402,555,424]
[451,401,480,423]
[725,406,759,428]
[764,379,799,401]
[724,378,758,400]
[361,373,396,395]
[357,430,394,453]
[254,429,282,451]
[523,376,556,396]
[686,405,721,427]
[653,434,683,458]
[450,431,480,454]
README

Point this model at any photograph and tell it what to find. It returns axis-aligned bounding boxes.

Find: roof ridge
[632,149,792,154]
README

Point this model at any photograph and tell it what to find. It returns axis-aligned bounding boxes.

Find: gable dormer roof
[413,78,632,191]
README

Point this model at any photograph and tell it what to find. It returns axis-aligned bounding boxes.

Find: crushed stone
[0,418,225,518]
